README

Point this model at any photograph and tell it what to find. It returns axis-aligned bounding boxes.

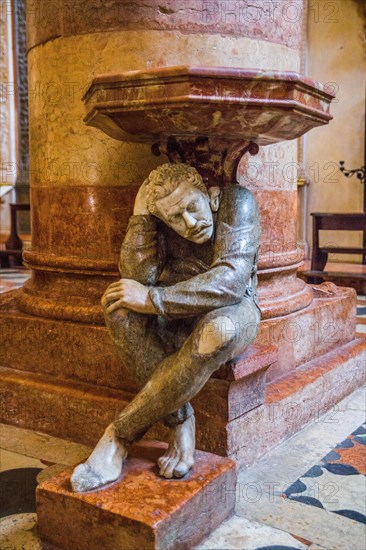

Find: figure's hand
[101,279,156,314]
[133,179,150,216]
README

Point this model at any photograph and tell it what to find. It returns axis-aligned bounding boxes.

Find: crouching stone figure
[71,162,261,492]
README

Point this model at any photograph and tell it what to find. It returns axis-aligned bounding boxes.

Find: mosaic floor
[357,295,366,335]
[1,388,365,549]
[0,267,31,294]
[0,269,365,549]
[283,423,366,524]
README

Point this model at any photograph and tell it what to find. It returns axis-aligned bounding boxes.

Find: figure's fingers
[103,284,126,298]
[101,294,113,307]
[101,295,118,308]
[103,291,124,302]
[105,299,126,314]
[107,281,125,290]
[107,280,135,293]
[101,291,122,307]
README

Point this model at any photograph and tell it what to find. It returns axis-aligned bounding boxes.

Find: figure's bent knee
[104,306,133,343]
[104,305,129,323]
[195,301,260,359]
[197,315,238,356]
[104,306,129,330]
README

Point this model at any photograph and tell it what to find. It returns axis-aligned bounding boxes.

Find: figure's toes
[157,456,170,474]
[162,457,180,479]
[158,449,179,474]
[70,463,103,493]
[157,455,168,469]
[173,459,193,478]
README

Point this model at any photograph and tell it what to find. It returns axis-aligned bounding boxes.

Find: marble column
[19,0,305,324]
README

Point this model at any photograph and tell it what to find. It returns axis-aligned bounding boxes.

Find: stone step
[229,335,366,465]
[0,353,268,455]
[0,293,276,391]
[36,440,237,550]
[0,364,264,455]
[1,336,364,465]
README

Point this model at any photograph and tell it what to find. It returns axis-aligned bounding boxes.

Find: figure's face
[154,180,215,243]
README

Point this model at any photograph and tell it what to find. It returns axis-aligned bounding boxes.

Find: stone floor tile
[0,449,44,472]
[336,386,366,412]
[236,495,366,550]
[0,423,91,465]
[0,513,41,549]
[196,515,309,549]
[236,386,366,495]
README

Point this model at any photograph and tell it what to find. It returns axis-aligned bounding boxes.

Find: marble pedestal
[0,289,275,455]
[1,285,365,464]
[36,441,236,550]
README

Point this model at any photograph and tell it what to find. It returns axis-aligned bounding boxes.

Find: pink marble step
[37,440,236,550]
[1,337,364,464]
[228,336,366,465]
[0,296,275,390]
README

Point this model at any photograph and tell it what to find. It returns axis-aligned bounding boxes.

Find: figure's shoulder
[224,184,255,201]
[220,185,259,219]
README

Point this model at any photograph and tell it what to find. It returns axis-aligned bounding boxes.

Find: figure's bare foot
[158,415,195,479]
[70,423,127,492]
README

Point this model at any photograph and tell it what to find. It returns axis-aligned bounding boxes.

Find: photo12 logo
[201,1,339,24]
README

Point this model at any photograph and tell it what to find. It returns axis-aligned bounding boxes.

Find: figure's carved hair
[146,163,207,215]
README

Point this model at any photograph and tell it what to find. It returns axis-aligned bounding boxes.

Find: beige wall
[302,0,365,262]
[0,3,16,237]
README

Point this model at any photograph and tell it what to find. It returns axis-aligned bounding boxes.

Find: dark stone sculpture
[71,162,260,492]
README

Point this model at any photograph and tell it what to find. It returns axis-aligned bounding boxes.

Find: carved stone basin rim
[83,65,335,145]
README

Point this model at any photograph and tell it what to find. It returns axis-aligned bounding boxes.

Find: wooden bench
[0,203,30,267]
[302,212,366,286]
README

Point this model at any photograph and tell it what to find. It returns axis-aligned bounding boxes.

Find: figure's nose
[182,211,197,229]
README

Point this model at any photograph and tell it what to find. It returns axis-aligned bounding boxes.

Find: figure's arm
[103,180,163,316]
[149,187,260,319]
[118,215,163,285]
[118,179,164,285]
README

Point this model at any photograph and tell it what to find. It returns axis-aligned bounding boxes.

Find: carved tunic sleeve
[118,215,163,285]
[149,186,260,319]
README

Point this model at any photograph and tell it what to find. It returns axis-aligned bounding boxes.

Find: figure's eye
[187,202,197,212]
[169,214,180,224]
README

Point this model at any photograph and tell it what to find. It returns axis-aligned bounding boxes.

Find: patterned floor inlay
[0,513,41,550]
[198,515,310,550]
[356,295,366,335]
[0,468,42,518]
[0,449,46,549]
[0,450,46,519]
[283,423,366,525]
[0,267,31,294]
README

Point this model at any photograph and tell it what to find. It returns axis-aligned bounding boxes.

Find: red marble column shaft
[21,0,306,323]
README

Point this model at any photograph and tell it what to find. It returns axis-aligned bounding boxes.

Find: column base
[1,335,364,462]
[0,284,357,390]
[36,440,236,550]
[1,284,364,462]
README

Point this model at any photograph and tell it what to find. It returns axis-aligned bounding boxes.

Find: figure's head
[146,163,220,244]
